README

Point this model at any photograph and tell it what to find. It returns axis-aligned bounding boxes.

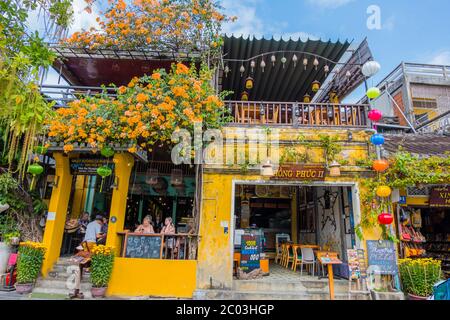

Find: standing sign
[240,234,261,273]
[366,240,399,275]
[429,186,450,208]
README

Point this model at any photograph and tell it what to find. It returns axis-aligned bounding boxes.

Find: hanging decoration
[240,65,245,77]
[312,80,321,92]
[303,57,308,70]
[97,166,112,193]
[145,168,159,186]
[34,145,48,155]
[324,65,330,76]
[362,61,381,78]
[241,91,249,101]
[261,160,274,177]
[366,87,381,99]
[245,77,254,90]
[376,185,392,198]
[328,161,341,177]
[271,55,276,66]
[224,65,230,77]
[368,109,383,122]
[100,146,115,158]
[27,163,44,191]
[170,169,184,186]
[303,94,311,103]
[378,213,394,225]
[292,54,298,68]
[250,60,256,73]
[260,60,266,72]
[373,159,390,172]
[281,56,287,68]
[346,71,352,79]
[370,134,385,146]
[313,58,319,70]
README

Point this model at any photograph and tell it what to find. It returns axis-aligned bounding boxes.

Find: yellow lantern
[376,185,392,198]
[241,91,249,101]
[245,77,254,90]
[312,80,321,92]
[303,94,311,103]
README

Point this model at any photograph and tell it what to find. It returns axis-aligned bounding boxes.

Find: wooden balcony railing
[226,101,370,128]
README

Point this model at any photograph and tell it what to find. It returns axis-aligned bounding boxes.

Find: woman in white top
[135,215,155,234]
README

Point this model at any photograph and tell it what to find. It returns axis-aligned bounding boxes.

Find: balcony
[227,101,370,128]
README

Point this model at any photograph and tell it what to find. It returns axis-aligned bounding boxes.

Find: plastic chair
[300,247,316,276]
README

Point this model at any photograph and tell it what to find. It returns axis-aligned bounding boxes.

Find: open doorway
[232,183,357,282]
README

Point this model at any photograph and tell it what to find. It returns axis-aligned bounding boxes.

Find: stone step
[35,278,92,291]
[47,272,91,283]
[193,289,370,301]
[233,279,349,293]
[31,287,92,299]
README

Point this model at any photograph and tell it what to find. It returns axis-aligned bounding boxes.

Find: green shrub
[90,245,115,288]
[16,241,46,284]
[399,258,442,297]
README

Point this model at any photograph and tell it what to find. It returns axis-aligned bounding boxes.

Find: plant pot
[15,283,34,294]
[0,242,11,274]
[91,286,107,298]
[407,293,429,300]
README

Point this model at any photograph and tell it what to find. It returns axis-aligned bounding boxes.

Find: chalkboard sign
[123,234,163,259]
[366,240,398,275]
[70,158,114,175]
[240,234,261,273]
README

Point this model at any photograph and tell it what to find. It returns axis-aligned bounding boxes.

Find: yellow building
[37,36,391,299]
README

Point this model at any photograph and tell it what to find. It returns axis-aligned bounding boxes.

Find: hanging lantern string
[223,50,365,67]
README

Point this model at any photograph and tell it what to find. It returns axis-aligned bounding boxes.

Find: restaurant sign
[70,158,115,175]
[272,165,326,181]
[429,186,450,208]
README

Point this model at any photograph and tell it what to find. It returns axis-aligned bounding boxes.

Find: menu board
[124,234,163,259]
[347,249,367,280]
[366,240,398,275]
[70,158,114,175]
[240,234,261,273]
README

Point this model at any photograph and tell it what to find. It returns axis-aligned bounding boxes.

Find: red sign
[429,186,450,208]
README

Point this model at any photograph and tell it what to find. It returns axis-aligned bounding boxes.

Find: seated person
[134,215,155,234]
[77,212,90,235]
[96,216,109,245]
[161,217,175,234]
[82,215,104,250]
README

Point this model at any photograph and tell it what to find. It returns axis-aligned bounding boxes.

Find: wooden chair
[275,234,290,264]
[283,243,294,269]
[280,243,287,266]
[292,245,302,272]
[265,105,279,124]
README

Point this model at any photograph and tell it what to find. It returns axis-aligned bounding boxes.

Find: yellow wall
[70,175,86,219]
[107,258,197,298]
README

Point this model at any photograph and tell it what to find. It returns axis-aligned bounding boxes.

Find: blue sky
[41,0,450,101]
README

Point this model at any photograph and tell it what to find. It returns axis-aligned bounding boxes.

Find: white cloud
[429,51,450,66]
[306,0,355,9]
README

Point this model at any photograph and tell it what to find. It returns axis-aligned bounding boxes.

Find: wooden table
[317,252,342,300]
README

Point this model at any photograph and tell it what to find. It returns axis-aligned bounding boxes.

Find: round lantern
[362,61,381,77]
[34,145,48,155]
[241,91,249,101]
[373,159,389,172]
[370,134,385,146]
[27,163,44,191]
[368,109,383,122]
[97,166,113,192]
[245,77,254,90]
[101,146,115,158]
[378,213,394,225]
[366,87,381,99]
[303,94,311,103]
[312,81,321,92]
[376,185,392,198]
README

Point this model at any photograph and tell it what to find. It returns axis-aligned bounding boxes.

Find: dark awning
[220,35,352,102]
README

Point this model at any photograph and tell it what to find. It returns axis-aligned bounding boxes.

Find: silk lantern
[362,61,381,77]
[368,109,383,122]
[376,185,392,198]
[312,81,321,92]
[245,77,254,90]
[241,91,249,101]
[371,134,385,146]
[378,213,394,225]
[373,159,389,172]
[28,163,44,191]
[303,94,311,103]
[366,87,381,99]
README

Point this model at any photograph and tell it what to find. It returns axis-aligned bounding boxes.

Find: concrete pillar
[70,175,86,218]
[106,153,134,255]
[41,153,73,276]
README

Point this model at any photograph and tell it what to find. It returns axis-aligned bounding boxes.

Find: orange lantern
[373,159,389,172]
[376,185,392,198]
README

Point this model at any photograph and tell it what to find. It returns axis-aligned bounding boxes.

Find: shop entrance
[232,183,358,282]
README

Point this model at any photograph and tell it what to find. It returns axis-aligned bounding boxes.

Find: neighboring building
[38,36,392,299]
[359,62,450,135]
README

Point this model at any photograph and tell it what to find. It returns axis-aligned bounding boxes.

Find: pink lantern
[368,109,383,122]
[378,213,394,225]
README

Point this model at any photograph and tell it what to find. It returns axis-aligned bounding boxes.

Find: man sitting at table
[135,215,155,234]
[82,215,104,249]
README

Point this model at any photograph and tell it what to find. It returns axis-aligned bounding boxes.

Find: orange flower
[63,144,74,153]
[151,72,161,80]
[176,63,189,75]
[136,93,149,103]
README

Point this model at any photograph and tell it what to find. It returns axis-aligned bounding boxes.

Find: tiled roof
[383,134,450,156]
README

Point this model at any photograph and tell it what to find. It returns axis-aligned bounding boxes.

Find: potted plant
[15,241,46,294]
[0,212,17,273]
[90,245,115,298]
[399,258,442,300]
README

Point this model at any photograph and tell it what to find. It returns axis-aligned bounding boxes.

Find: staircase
[32,257,92,299]
[194,278,371,300]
